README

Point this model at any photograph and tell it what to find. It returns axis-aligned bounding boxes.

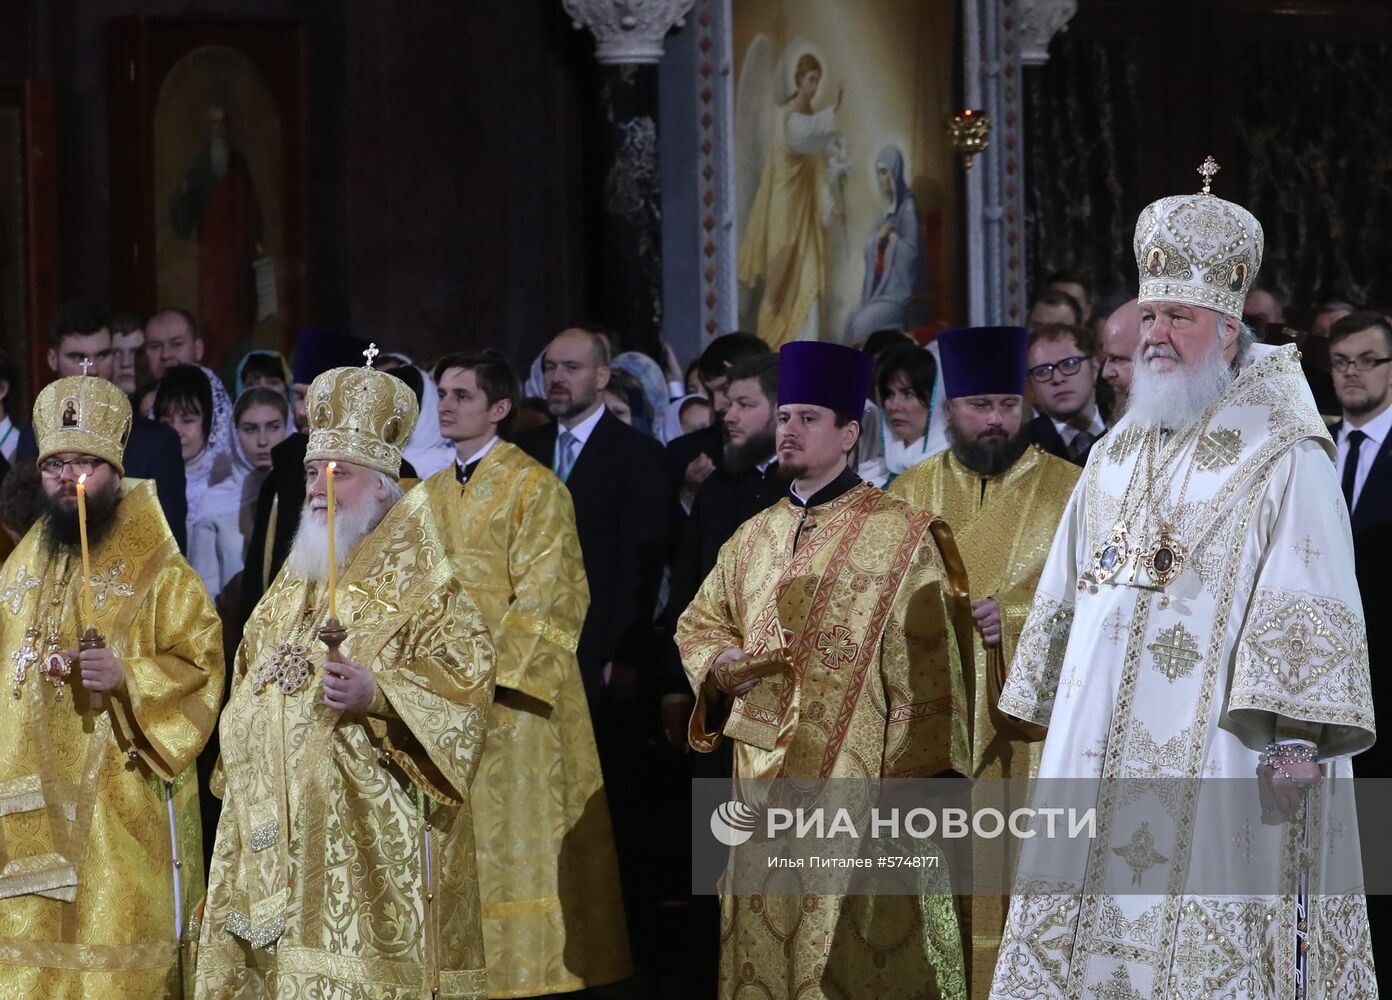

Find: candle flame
[78,473,86,486]
[327,462,336,472]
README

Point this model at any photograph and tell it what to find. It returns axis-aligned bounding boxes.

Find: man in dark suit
[660,354,783,740]
[1329,311,1392,972]
[517,327,671,704]
[517,326,671,977]
[1026,322,1107,466]
[664,332,769,523]
[14,301,187,551]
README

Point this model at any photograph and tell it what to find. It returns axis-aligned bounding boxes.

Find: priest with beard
[195,362,498,999]
[990,161,1376,997]
[676,340,974,999]
[0,374,223,997]
[888,325,1079,998]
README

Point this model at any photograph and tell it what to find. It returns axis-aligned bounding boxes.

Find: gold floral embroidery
[1194,427,1242,471]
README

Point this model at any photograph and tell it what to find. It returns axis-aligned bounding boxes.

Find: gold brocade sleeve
[495,468,590,706]
[995,583,1035,676]
[675,527,749,751]
[108,560,225,781]
[373,575,496,805]
[880,532,972,779]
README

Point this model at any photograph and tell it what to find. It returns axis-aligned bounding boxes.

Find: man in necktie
[1025,322,1107,467]
[1328,310,1392,976]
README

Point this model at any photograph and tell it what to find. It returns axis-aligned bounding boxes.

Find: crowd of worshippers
[0,245,1387,998]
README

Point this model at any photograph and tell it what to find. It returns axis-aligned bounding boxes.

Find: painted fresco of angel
[735,38,849,347]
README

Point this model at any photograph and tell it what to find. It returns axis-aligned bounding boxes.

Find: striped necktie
[556,430,579,480]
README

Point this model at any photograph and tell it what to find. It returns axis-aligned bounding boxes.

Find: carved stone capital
[562,0,695,64]
[1018,0,1077,66]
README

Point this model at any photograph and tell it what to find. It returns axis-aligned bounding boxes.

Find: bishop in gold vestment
[676,341,974,1000]
[195,363,497,999]
[0,375,223,999]
[422,411,630,996]
[889,325,1081,998]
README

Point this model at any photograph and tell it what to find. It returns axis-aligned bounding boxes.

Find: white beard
[1125,334,1234,431]
[284,498,379,582]
[210,136,230,179]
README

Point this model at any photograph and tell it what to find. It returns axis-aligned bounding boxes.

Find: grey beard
[285,500,379,582]
[210,137,230,179]
[1126,335,1234,431]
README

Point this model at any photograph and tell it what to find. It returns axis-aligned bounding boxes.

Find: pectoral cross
[80,357,93,376]
[363,342,380,368]
[1197,155,1220,195]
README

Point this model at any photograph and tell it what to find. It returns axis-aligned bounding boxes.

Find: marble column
[563,0,694,361]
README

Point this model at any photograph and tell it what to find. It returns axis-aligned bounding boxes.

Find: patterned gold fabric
[0,478,223,998]
[305,366,419,478]
[990,345,1377,997]
[33,375,134,474]
[422,442,631,997]
[890,446,1080,999]
[676,482,971,1000]
[194,487,496,999]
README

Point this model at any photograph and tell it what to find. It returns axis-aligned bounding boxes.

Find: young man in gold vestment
[677,340,974,1000]
[0,374,224,998]
[195,359,498,999]
[422,351,631,998]
[889,326,1080,998]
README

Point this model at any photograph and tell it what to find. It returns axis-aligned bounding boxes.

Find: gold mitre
[304,358,418,479]
[33,376,133,475]
[1133,156,1264,320]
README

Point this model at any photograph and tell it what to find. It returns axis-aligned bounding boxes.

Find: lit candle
[326,462,338,621]
[76,473,95,624]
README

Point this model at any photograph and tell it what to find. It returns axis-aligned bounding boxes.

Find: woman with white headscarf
[189,386,289,602]
[154,364,238,538]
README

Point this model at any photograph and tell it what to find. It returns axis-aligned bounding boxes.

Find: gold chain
[11,543,77,699]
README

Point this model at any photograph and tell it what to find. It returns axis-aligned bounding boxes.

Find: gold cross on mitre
[362,342,380,368]
[79,356,94,376]
[1197,155,1220,195]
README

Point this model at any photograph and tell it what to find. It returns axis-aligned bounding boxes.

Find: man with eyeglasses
[1330,310,1392,972]
[1024,322,1107,466]
[0,373,223,996]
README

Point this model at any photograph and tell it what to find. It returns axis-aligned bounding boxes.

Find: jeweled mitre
[33,375,133,474]
[1133,158,1264,320]
[305,366,419,479]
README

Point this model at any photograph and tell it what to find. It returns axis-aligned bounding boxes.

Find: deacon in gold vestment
[677,341,973,1000]
[195,362,497,999]
[0,375,223,999]
[889,326,1080,998]
[423,351,630,997]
